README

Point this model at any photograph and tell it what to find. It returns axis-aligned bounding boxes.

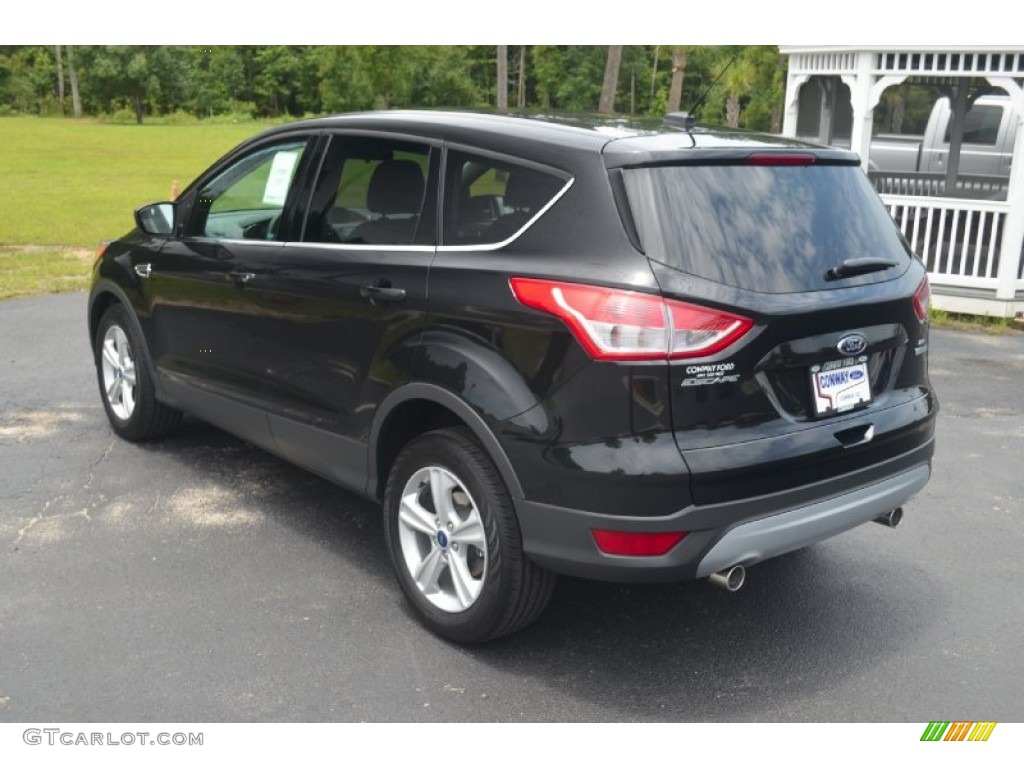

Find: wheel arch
[368,383,525,503]
[88,279,161,391]
[88,279,141,346]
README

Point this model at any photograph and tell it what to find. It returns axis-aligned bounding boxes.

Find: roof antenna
[689,54,737,117]
[665,52,739,146]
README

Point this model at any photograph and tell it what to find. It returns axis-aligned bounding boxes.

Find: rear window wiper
[825,258,898,281]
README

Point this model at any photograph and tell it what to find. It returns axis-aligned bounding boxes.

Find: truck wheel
[383,428,555,643]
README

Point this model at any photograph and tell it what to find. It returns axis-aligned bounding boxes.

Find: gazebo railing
[881,195,1008,287]
[869,171,1009,201]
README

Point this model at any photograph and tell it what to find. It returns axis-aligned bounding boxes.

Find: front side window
[189,140,308,240]
[303,136,433,246]
[442,150,567,246]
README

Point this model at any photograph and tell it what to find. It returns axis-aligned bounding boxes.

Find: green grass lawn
[0,117,272,248]
[0,246,92,300]
[0,116,278,299]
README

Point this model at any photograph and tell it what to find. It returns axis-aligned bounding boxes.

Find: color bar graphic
[920,721,996,741]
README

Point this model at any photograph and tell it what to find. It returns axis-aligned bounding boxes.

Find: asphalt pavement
[1,292,1022,722]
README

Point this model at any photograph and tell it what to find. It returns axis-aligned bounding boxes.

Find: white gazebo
[780,46,1024,318]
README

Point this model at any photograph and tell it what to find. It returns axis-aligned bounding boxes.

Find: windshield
[622,163,912,293]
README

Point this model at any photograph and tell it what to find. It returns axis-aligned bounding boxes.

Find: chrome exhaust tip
[873,507,903,528]
[708,565,745,592]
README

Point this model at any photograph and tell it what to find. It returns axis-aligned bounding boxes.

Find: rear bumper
[692,463,928,577]
[515,439,933,583]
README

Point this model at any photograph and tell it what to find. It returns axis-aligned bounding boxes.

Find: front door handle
[359,283,407,303]
[134,263,152,279]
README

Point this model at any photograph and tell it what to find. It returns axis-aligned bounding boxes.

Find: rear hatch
[612,147,935,506]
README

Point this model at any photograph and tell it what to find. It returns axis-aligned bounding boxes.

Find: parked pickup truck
[869,94,1017,178]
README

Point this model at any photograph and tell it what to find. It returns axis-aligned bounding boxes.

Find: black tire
[383,427,556,643]
[93,303,181,441]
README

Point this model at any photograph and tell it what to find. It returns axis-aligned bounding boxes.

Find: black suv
[88,111,936,642]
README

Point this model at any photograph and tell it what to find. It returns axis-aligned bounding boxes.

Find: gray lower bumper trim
[695,464,930,578]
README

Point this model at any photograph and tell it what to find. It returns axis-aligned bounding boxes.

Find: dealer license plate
[811,360,871,416]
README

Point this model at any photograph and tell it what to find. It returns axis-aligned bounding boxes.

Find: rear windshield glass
[622,164,912,293]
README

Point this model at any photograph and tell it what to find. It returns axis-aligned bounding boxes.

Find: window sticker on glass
[263,150,301,206]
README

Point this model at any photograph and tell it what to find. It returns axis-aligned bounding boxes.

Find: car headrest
[503,170,560,211]
[367,159,425,215]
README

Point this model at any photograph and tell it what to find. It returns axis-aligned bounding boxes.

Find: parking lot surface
[1,292,1022,722]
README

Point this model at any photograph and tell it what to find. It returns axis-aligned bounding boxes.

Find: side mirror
[135,202,177,236]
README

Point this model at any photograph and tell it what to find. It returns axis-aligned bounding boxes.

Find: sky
[3,1,1018,46]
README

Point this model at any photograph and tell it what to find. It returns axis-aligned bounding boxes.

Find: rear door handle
[134,263,152,279]
[360,283,406,303]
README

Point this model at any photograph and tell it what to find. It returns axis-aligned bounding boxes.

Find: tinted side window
[304,136,432,246]
[189,140,308,240]
[443,150,565,246]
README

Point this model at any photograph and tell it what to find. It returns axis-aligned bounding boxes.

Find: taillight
[747,152,817,166]
[913,277,930,322]
[666,300,754,358]
[509,277,753,361]
[592,530,686,557]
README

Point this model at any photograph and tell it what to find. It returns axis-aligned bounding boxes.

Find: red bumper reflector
[592,530,686,557]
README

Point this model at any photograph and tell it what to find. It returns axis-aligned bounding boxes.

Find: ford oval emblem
[837,333,868,356]
[849,369,865,381]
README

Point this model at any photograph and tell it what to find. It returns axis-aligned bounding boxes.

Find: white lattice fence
[882,195,1010,288]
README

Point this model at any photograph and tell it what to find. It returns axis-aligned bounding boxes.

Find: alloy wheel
[396,466,488,613]
[100,325,137,420]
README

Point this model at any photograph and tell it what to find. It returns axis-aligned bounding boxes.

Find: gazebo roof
[779,45,1024,319]
[780,46,1024,78]
[780,45,1024,54]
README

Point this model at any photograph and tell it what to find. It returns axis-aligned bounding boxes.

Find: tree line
[0,45,786,130]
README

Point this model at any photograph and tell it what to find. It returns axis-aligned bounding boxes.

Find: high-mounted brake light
[592,530,686,557]
[509,278,753,361]
[747,153,817,166]
[913,276,931,322]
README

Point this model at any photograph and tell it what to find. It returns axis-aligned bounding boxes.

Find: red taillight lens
[592,530,686,557]
[509,278,753,361]
[666,300,755,358]
[913,277,931,322]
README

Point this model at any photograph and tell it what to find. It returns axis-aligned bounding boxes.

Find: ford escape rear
[88,111,936,642]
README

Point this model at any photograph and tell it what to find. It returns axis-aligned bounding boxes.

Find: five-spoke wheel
[93,304,181,441]
[384,428,555,643]
[397,466,489,613]
[100,324,137,420]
